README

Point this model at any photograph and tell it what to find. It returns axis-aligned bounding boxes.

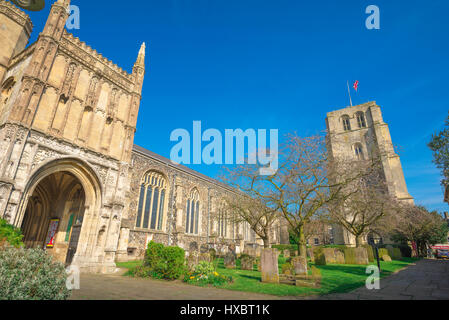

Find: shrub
[363,245,375,263]
[272,244,297,252]
[0,219,23,248]
[194,261,215,276]
[0,247,71,300]
[343,248,357,265]
[144,241,165,268]
[142,241,186,280]
[184,261,232,287]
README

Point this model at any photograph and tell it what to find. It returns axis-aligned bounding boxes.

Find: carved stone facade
[0,0,279,272]
[326,101,414,246]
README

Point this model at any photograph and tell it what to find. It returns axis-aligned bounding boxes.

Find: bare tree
[327,157,400,247]
[222,134,361,259]
[224,195,278,248]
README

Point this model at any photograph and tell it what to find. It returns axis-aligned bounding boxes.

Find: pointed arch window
[135,171,167,230]
[342,115,351,131]
[186,189,200,234]
[356,112,367,128]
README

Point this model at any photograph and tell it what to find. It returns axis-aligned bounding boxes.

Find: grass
[116,256,419,297]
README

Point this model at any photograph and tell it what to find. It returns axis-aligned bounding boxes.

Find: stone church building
[0,0,284,273]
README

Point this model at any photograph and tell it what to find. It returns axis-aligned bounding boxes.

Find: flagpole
[347,80,353,107]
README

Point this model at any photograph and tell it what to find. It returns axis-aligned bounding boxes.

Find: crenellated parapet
[60,31,135,91]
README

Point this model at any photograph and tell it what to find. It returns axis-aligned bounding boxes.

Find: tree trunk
[298,225,307,260]
[262,237,270,248]
[355,235,362,247]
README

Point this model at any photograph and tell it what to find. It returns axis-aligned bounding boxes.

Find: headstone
[241,256,255,271]
[189,241,198,253]
[354,247,369,265]
[283,249,290,258]
[382,255,392,262]
[294,250,299,257]
[200,244,209,254]
[228,243,236,255]
[322,248,337,264]
[291,257,308,275]
[199,252,211,263]
[261,248,280,284]
[224,252,236,269]
[335,250,345,264]
[307,248,314,262]
[186,251,199,271]
[243,247,255,257]
[255,247,262,258]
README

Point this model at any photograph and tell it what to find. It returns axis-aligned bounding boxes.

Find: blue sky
[27,0,449,212]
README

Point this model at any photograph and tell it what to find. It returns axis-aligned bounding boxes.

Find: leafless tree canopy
[222,133,368,257]
[327,157,401,246]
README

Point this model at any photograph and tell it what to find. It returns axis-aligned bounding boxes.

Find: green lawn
[116,257,419,297]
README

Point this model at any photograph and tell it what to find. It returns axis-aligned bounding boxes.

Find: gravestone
[200,244,209,254]
[186,251,199,271]
[189,241,198,252]
[199,252,211,263]
[255,247,262,258]
[224,252,236,269]
[354,247,369,265]
[322,248,337,264]
[335,250,345,264]
[241,256,255,271]
[307,248,315,263]
[261,248,280,284]
[291,256,308,275]
[294,250,299,257]
[283,249,290,258]
[244,247,256,257]
[382,255,392,262]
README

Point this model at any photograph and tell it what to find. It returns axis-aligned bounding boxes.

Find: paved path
[320,259,449,300]
[70,272,280,300]
[70,259,449,300]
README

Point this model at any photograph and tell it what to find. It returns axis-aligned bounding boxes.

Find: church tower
[326,101,414,245]
[0,0,146,272]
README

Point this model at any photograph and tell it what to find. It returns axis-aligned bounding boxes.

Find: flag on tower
[353,80,359,92]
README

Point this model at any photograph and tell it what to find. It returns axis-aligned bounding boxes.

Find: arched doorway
[21,172,86,265]
[16,158,103,269]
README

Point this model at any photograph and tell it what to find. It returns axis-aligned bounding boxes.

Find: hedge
[272,244,298,253]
